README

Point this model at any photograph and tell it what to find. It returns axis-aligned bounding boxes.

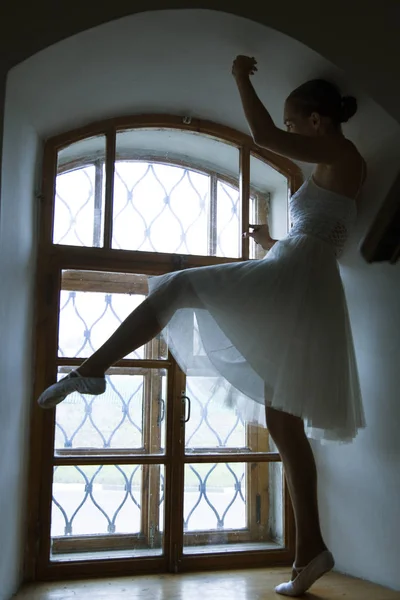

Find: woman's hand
[243,224,275,250]
[232,55,258,80]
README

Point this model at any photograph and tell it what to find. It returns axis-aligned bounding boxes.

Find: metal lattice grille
[216,181,240,257]
[55,280,168,455]
[54,160,248,258]
[53,274,258,542]
[113,162,209,254]
[185,377,246,450]
[51,464,164,541]
[112,161,242,257]
[53,160,106,248]
[184,463,246,532]
[55,374,145,451]
[58,289,151,360]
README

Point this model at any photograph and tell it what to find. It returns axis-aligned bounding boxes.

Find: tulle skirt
[147,234,365,443]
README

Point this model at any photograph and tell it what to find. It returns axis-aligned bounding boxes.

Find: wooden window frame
[26,115,302,582]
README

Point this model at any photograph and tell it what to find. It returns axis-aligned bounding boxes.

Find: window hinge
[35,189,45,202]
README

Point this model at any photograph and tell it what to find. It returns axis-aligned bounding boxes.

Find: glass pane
[112,129,239,257]
[54,367,167,454]
[58,270,167,360]
[183,461,284,554]
[250,154,289,259]
[216,180,240,258]
[184,376,245,450]
[54,136,106,247]
[184,374,273,453]
[50,464,164,561]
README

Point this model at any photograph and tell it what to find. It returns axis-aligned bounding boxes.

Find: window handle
[181,394,191,423]
[157,397,165,426]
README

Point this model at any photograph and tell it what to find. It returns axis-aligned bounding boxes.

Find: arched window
[31,115,302,579]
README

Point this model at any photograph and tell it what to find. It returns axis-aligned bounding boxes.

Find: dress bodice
[288,177,357,256]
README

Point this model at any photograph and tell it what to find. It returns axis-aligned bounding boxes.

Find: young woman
[38,56,366,596]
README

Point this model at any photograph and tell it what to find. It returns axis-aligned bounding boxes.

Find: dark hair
[287,79,357,126]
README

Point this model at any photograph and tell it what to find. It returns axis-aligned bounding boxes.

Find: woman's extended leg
[38,275,202,407]
[78,273,204,376]
[265,406,333,595]
[78,297,165,377]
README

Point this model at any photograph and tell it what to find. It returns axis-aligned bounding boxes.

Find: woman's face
[283,99,321,136]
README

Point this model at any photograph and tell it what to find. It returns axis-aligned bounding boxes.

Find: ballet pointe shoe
[38,370,106,409]
[275,550,335,596]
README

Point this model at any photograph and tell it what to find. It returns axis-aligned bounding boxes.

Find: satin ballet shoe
[37,370,106,409]
[275,550,335,596]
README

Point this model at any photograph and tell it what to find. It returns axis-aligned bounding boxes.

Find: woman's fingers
[232,55,258,77]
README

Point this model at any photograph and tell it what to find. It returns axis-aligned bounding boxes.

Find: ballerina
[38,55,366,596]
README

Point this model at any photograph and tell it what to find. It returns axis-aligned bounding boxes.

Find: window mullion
[93,159,103,248]
[104,129,116,249]
[246,424,270,543]
[209,174,218,256]
[147,362,163,548]
[165,362,186,572]
[240,146,250,260]
[140,367,153,543]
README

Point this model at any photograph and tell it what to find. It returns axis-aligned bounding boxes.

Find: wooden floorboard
[14,568,400,599]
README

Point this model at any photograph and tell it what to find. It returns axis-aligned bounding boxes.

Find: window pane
[184,371,274,453]
[250,154,288,259]
[50,464,164,561]
[215,180,240,258]
[113,161,210,255]
[112,129,240,257]
[183,462,283,554]
[54,367,167,454]
[54,136,106,247]
[184,375,246,450]
[58,270,167,360]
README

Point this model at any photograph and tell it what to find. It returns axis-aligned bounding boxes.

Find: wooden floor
[14,568,400,599]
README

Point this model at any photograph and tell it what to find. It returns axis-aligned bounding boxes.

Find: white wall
[314,128,400,591]
[1,8,400,596]
[9,9,385,154]
[2,2,400,126]
[0,78,40,600]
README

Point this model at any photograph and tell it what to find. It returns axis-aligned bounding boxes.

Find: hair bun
[340,96,357,123]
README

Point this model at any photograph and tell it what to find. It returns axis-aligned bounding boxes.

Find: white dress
[148,177,366,443]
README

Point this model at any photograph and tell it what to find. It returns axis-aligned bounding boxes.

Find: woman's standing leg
[265,407,328,573]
